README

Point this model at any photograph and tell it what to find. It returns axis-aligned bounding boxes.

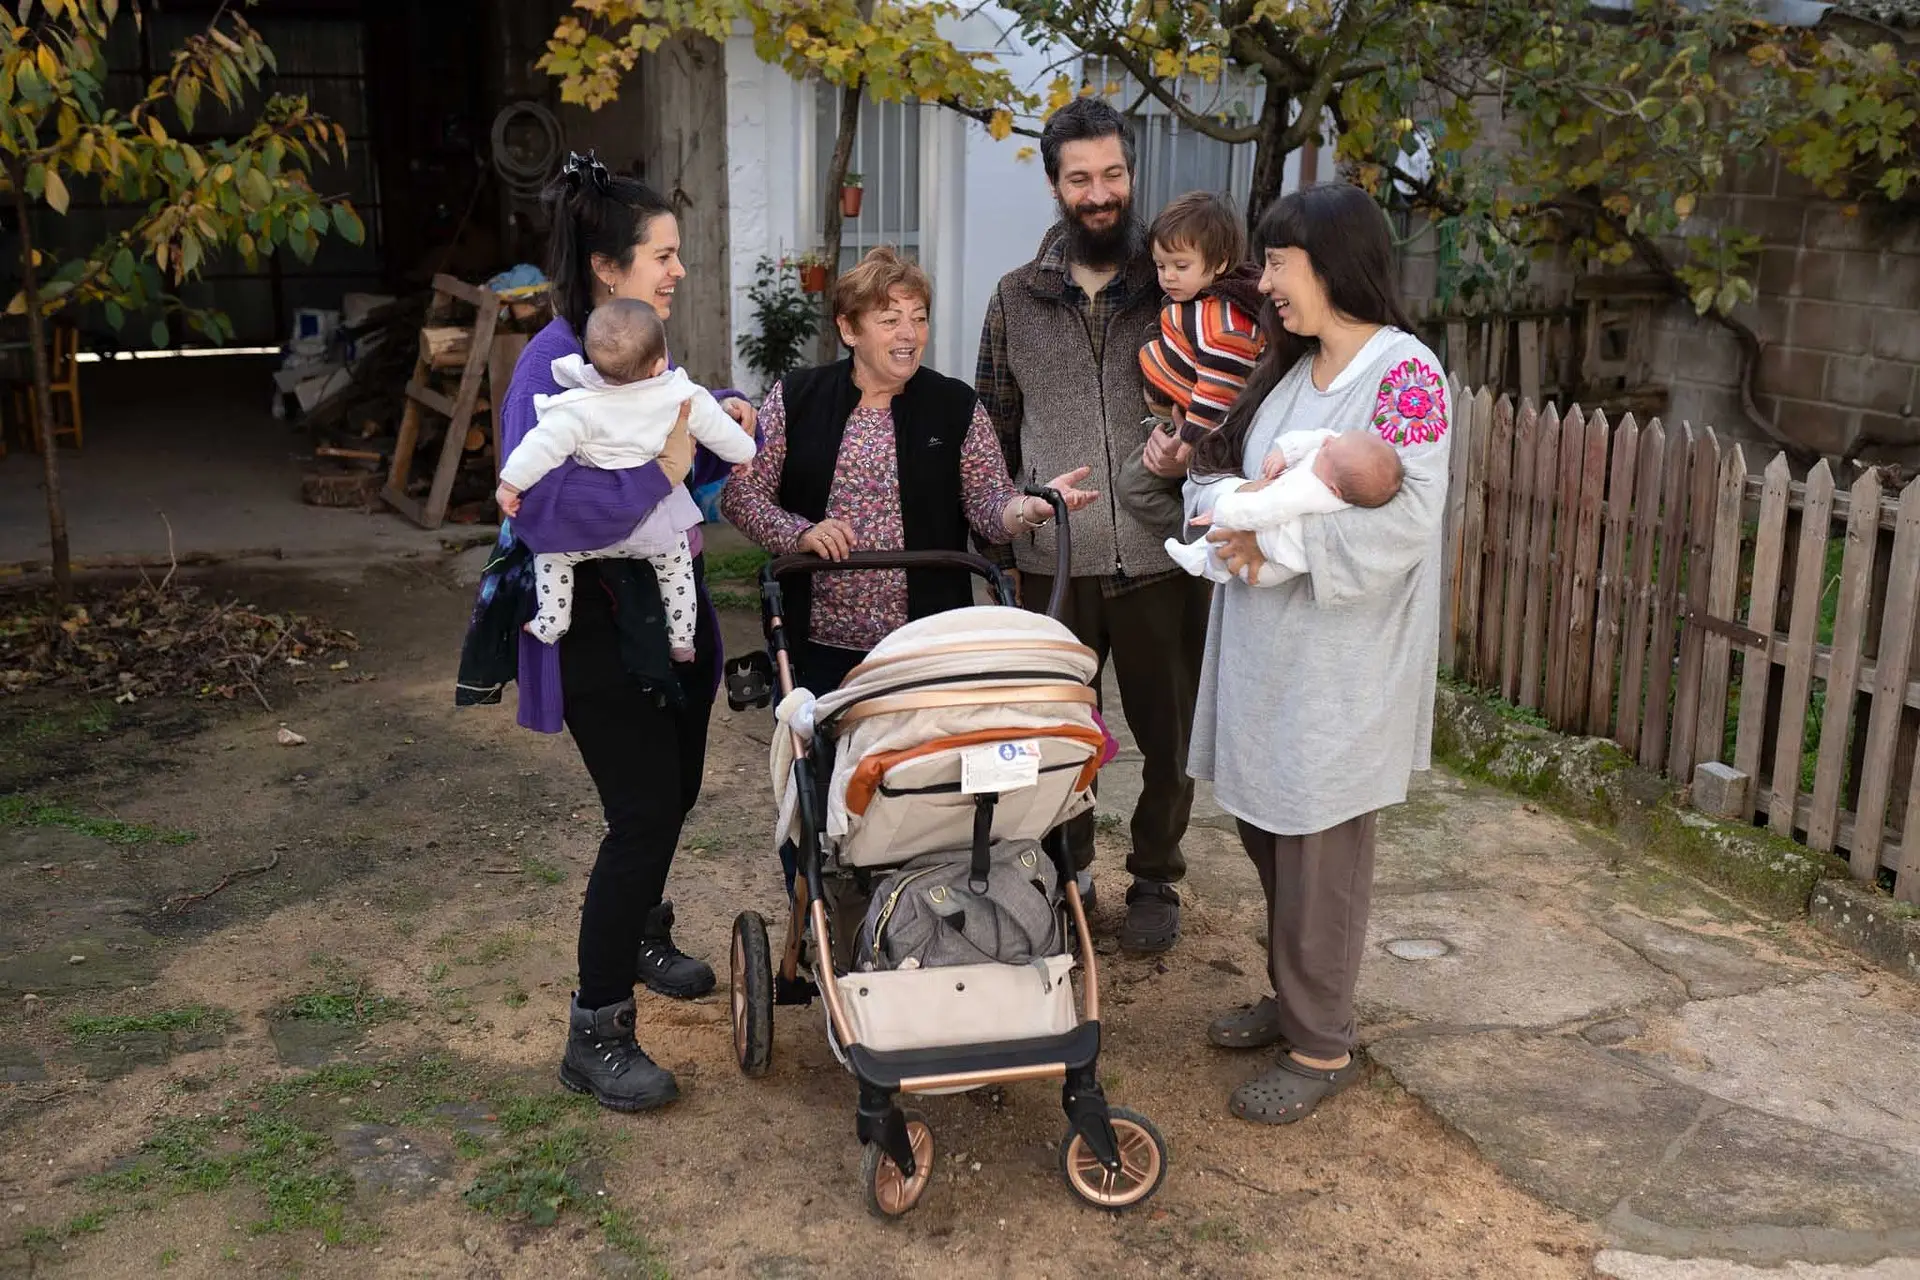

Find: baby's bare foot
[669,646,696,664]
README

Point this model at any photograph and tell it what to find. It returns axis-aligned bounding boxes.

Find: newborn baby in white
[1169,428,1403,586]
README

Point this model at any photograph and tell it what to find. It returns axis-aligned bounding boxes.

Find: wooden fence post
[1733,453,1793,795]
[1618,418,1663,755]
[1517,320,1542,411]
[1641,422,1692,771]
[1546,406,1588,726]
[1519,405,1562,711]
[1768,459,1836,835]
[1479,396,1517,686]
[1851,478,1920,879]
[1458,388,1493,680]
[1807,468,1881,853]
[1565,409,1610,733]
[1502,401,1539,702]
[1668,428,1721,781]
[1590,414,1640,737]
[1693,443,1747,772]
[1439,374,1472,671]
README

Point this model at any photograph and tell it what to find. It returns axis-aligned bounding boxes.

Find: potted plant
[840,171,864,219]
[739,256,823,388]
[792,250,830,294]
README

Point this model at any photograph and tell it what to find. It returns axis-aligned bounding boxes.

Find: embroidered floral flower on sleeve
[1370,358,1449,447]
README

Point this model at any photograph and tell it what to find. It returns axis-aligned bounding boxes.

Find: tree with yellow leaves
[543,0,1036,348]
[2,0,365,605]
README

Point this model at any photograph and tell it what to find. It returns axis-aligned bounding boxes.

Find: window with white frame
[814,88,923,271]
[1084,57,1264,219]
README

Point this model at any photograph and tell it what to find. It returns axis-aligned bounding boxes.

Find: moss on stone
[1640,806,1848,918]
[1431,684,1844,920]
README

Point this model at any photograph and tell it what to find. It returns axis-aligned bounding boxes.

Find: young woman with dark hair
[497,153,758,1113]
[1175,183,1451,1123]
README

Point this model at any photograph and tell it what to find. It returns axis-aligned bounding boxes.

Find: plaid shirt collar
[1027,221,1157,307]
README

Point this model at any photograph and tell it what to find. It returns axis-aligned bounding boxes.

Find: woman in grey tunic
[1177,185,1450,1124]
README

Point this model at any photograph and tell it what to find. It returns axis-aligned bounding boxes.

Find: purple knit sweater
[502,316,743,732]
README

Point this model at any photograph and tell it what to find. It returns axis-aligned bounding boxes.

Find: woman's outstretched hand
[799,518,857,561]
[1009,466,1099,533]
[1207,527,1267,583]
[1041,466,1100,515]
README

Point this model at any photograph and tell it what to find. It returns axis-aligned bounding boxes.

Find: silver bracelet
[1016,503,1047,530]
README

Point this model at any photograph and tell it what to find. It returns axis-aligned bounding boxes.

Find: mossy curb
[1432,685,1847,919]
[1808,880,1920,984]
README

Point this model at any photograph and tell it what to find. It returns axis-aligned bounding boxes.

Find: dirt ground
[0,559,1597,1279]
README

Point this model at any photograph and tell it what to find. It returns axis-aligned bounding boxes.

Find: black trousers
[1019,571,1210,881]
[794,638,868,694]
[562,560,717,1010]
[778,638,869,896]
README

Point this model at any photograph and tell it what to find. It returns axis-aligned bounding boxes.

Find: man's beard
[1059,193,1142,269]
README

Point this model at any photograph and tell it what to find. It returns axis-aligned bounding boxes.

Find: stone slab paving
[1070,663,1920,1272]
[1360,774,1920,1270]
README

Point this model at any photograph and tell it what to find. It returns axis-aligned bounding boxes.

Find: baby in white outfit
[496,298,757,659]
[1170,428,1403,586]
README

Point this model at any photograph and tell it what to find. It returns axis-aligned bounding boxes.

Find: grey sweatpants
[1237,811,1377,1060]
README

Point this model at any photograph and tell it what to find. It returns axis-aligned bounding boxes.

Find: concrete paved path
[1091,675,1920,1273]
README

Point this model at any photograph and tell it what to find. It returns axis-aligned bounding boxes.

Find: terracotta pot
[799,264,829,294]
[840,186,864,218]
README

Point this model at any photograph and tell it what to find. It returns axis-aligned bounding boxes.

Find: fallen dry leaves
[0,581,357,708]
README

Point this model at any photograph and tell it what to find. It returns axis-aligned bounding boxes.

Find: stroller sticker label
[961,740,1043,793]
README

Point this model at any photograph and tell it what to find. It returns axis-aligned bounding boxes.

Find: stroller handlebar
[1021,485,1071,618]
[755,486,1075,621]
[759,548,1017,608]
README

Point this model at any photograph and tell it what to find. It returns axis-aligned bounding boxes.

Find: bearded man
[975,97,1211,954]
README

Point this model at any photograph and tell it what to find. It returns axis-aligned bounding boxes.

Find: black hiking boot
[559,994,679,1113]
[637,900,716,999]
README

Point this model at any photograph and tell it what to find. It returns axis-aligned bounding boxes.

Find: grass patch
[64,1005,231,1046]
[0,794,193,846]
[21,1207,114,1250]
[600,1208,670,1279]
[37,1052,626,1260]
[279,965,405,1027]
[709,585,758,611]
[703,547,770,583]
[464,1126,596,1226]
[519,854,565,886]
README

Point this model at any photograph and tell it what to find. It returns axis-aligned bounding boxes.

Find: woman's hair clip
[561,149,612,196]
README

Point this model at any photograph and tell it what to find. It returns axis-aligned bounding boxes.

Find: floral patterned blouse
[721,381,1021,650]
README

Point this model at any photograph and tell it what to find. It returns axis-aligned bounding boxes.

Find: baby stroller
[722,486,1169,1218]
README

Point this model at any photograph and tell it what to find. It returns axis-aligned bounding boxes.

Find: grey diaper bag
[855,840,1062,972]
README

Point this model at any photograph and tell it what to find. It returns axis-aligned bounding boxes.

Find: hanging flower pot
[840,172,864,219]
[798,258,829,293]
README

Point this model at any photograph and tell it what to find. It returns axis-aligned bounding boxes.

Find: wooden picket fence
[1438,377,1920,903]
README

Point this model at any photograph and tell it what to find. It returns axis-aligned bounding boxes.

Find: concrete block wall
[1651,158,1920,460]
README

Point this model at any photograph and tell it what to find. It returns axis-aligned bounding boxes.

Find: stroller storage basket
[837,956,1077,1053]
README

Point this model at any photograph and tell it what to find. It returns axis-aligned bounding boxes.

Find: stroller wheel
[862,1112,934,1219]
[1059,1106,1167,1211]
[729,911,773,1078]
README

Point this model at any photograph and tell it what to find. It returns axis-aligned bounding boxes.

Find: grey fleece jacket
[1185,329,1450,835]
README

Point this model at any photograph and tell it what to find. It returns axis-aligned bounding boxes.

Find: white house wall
[723,8,1064,398]
[722,10,1336,399]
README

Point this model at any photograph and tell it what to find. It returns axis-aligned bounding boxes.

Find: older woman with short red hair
[723,247,1096,691]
